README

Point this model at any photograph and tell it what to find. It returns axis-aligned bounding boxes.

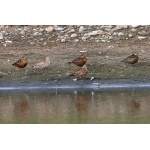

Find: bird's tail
[12,63,16,66]
[121,59,125,62]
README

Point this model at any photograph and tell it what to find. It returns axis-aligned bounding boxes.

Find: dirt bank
[0,38,150,82]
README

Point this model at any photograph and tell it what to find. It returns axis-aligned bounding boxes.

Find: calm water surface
[0,88,150,123]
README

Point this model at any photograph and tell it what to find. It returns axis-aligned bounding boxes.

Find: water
[0,87,150,124]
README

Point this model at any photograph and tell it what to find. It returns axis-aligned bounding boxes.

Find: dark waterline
[1,78,150,91]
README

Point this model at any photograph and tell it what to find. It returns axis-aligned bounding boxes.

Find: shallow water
[0,87,150,124]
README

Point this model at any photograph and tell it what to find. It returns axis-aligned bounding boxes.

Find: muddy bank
[0,37,150,83]
[0,25,150,82]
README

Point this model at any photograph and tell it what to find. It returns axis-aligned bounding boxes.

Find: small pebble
[90,77,95,80]
[70,33,77,38]
[73,78,77,81]
[138,36,146,40]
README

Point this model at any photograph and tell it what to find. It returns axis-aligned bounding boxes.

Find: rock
[17,28,23,31]
[130,29,137,32]
[111,25,128,32]
[43,42,47,45]
[33,28,38,32]
[118,32,124,36]
[0,71,7,75]
[0,33,3,39]
[106,25,113,29]
[30,42,35,45]
[67,29,75,33]
[82,36,87,41]
[79,26,85,32]
[112,26,122,31]
[90,77,94,80]
[0,25,4,30]
[70,33,77,38]
[5,40,12,43]
[0,72,6,78]
[73,39,79,43]
[20,30,25,35]
[5,26,9,29]
[1,31,5,34]
[119,25,128,29]
[39,38,44,41]
[113,32,117,35]
[109,36,113,39]
[3,43,7,47]
[54,27,64,31]
[137,36,146,40]
[39,28,44,32]
[33,32,39,36]
[138,30,147,35]
[80,50,87,53]
[104,28,111,31]
[3,40,12,46]
[101,39,106,42]
[87,30,104,36]
[61,38,66,42]
[131,25,140,28]
[33,32,42,36]
[128,34,133,37]
[45,26,53,32]
[64,33,68,37]
[82,34,90,41]
[95,39,100,43]
[108,45,114,48]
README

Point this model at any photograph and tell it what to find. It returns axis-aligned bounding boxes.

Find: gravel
[0,25,149,47]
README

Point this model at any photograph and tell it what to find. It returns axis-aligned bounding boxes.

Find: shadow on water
[0,87,150,124]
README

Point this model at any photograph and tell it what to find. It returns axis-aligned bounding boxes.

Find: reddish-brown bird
[121,53,140,64]
[69,65,88,78]
[68,55,87,67]
[12,56,28,68]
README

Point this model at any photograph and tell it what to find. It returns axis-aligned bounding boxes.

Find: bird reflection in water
[15,99,29,123]
[126,99,141,115]
[75,93,89,123]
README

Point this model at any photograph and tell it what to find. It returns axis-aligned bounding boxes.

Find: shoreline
[1,78,150,91]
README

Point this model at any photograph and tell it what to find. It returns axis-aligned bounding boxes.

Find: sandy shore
[0,37,150,83]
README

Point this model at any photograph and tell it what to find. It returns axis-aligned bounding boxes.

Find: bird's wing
[73,57,81,63]
[126,56,135,62]
[33,62,45,68]
[13,59,22,65]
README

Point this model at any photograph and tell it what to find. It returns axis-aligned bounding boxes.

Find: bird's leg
[81,77,83,85]
[81,77,84,86]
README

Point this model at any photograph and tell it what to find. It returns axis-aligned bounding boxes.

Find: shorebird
[33,57,50,69]
[12,56,27,68]
[69,65,88,78]
[121,53,140,64]
[68,55,87,67]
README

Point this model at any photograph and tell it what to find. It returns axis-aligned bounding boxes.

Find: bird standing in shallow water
[12,56,27,68]
[68,55,87,67]
[121,53,140,64]
[33,57,50,69]
[69,65,88,78]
